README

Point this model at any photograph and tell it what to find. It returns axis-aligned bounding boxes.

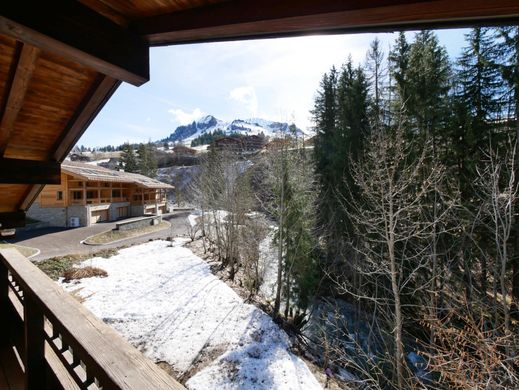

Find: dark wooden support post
[24,294,46,389]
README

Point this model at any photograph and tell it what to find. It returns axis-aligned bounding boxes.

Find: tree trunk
[284,272,290,319]
[512,26,519,313]
[274,174,284,317]
[388,199,404,390]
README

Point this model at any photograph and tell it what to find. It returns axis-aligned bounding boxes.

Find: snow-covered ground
[258,230,279,302]
[85,158,110,165]
[60,239,321,390]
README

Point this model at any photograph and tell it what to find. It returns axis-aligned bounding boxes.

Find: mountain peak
[198,115,217,125]
[162,115,306,145]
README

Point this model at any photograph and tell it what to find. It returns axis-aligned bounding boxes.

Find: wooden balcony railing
[0,248,184,390]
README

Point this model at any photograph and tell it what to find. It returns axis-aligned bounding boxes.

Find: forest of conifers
[312,27,519,389]
[192,27,519,389]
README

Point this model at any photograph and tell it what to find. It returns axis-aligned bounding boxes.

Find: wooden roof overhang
[1,0,519,228]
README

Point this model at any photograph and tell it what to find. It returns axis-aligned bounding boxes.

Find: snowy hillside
[60,239,321,390]
[162,115,307,145]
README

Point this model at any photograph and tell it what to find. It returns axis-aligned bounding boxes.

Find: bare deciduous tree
[337,125,446,389]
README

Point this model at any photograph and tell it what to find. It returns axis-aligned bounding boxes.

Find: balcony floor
[0,341,24,390]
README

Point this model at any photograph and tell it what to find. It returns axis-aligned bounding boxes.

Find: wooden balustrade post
[24,294,46,389]
[0,257,8,338]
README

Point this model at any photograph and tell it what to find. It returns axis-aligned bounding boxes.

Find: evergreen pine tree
[137,142,158,178]
[389,32,411,114]
[312,67,339,244]
[366,37,387,128]
[406,30,451,139]
[452,28,503,200]
[119,142,138,173]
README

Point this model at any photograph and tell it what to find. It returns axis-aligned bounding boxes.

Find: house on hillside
[242,134,265,151]
[209,136,244,152]
[172,144,197,156]
[27,161,173,227]
[264,138,293,150]
[98,157,120,170]
[209,135,265,154]
[69,153,92,162]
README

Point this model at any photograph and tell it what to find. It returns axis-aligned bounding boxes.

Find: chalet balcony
[0,248,184,390]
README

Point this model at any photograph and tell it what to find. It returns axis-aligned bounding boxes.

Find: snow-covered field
[60,239,321,389]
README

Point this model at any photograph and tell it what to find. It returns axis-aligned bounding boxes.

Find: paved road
[5,211,190,261]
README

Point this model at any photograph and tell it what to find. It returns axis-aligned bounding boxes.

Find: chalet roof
[62,161,173,190]
[1,1,518,228]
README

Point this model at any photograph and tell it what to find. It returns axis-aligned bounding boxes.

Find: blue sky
[78,29,468,147]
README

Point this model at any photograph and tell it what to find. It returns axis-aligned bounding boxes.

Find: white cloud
[168,107,205,125]
[229,86,258,116]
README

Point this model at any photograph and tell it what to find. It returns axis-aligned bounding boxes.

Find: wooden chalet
[171,144,197,156]
[0,1,518,389]
[28,161,172,227]
[209,135,265,154]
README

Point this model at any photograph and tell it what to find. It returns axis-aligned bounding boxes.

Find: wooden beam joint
[0,0,149,85]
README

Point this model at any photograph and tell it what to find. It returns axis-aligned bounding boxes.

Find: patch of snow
[258,230,278,302]
[188,214,199,227]
[85,159,110,165]
[192,144,210,152]
[60,239,320,390]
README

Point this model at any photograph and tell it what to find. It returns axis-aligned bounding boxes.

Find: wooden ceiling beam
[0,0,149,86]
[51,75,121,163]
[15,75,120,213]
[132,0,519,45]
[0,43,40,157]
[18,184,44,212]
[0,158,60,185]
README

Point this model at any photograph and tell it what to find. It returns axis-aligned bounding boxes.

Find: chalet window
[112,189,121,198]
[57,191,63,200]
[72,191,82,200]
[86,191,96,199]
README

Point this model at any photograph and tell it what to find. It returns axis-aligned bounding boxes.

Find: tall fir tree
[119,142,138,173]
[313,61,370,258]
[389,32,411,114]
[312,67,340,245]
[366,37,387,128]
[406,30,451,139]
[452,28,503,200]
[137,142,158,178]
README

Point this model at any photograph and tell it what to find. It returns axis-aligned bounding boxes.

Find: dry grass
[0,243,38,257]
[37,248,118,280]
[84,221,170,245]
[63,266,108,281]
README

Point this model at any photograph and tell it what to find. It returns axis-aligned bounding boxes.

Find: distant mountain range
[161,115,307,145]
